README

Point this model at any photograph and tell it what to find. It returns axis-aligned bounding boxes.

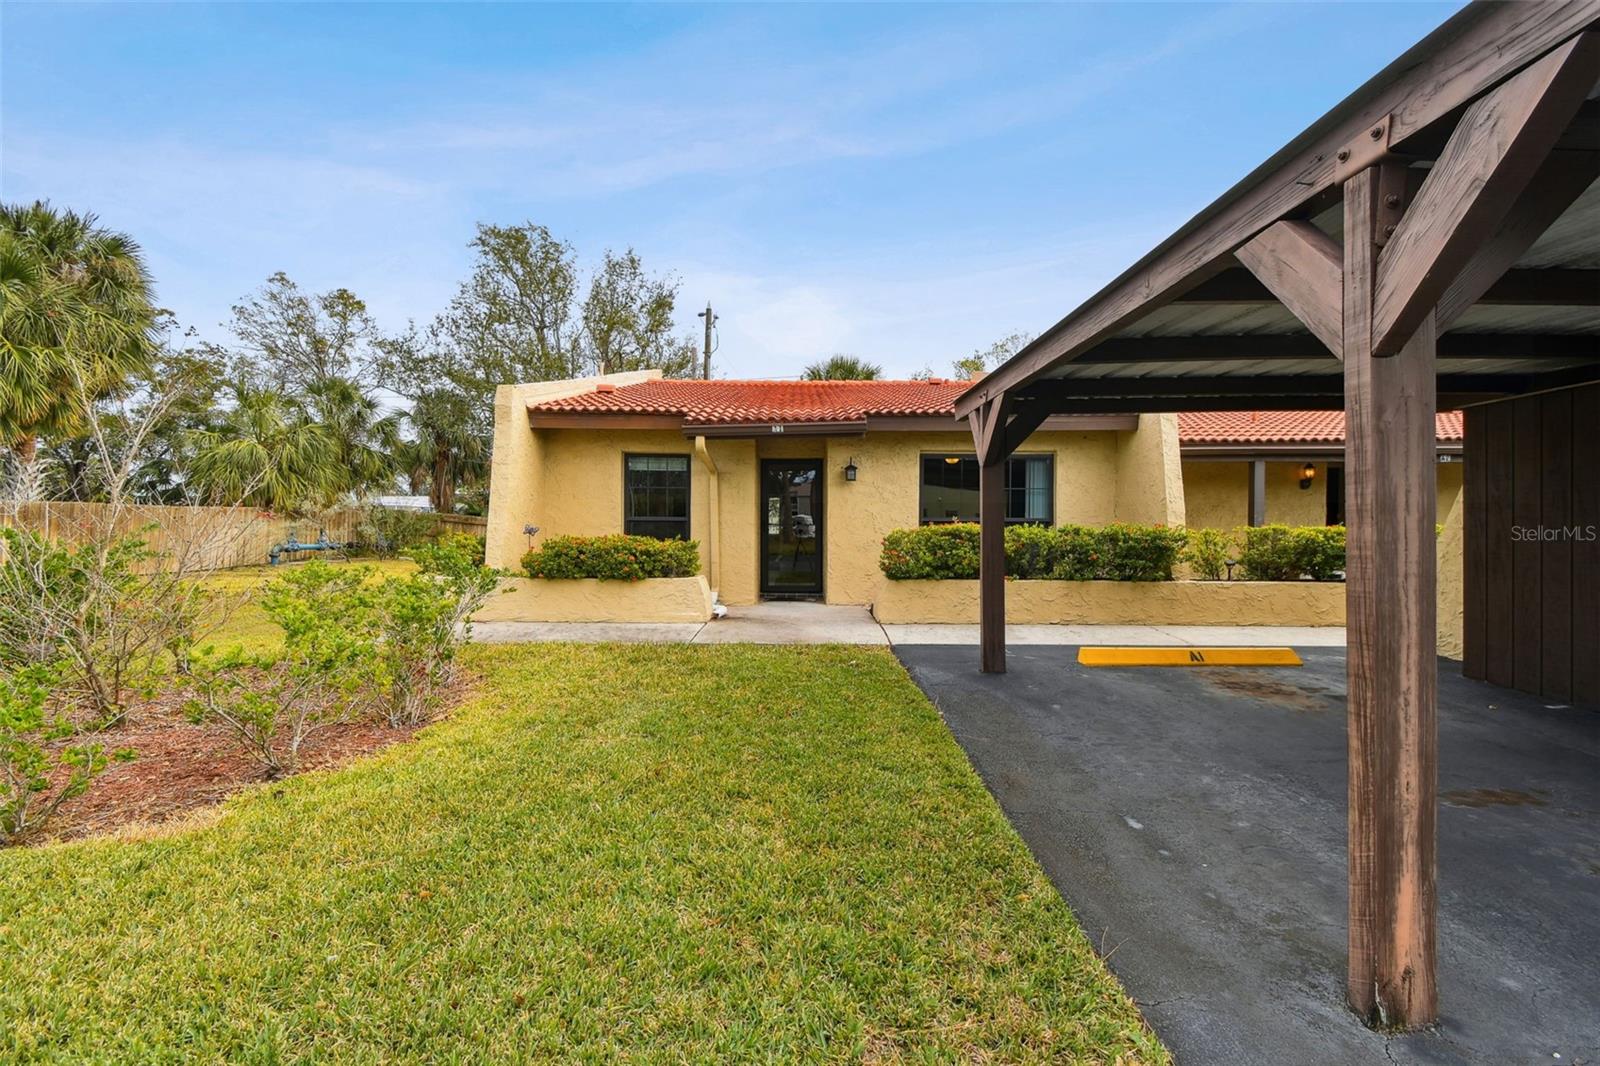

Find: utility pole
[697,301,717,379]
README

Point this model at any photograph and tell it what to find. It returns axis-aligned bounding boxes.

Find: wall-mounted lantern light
[844,458,859,482]
[1300,462,1317,490]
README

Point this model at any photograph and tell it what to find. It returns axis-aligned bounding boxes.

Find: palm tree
[0,202,156,464]
[801,354,882,380]
[299,376,401,501]
[392,438,432,496]
[407,388,485,513]
[187,384,339,512]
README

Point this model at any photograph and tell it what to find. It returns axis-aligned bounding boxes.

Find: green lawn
[0,644,1165,1063]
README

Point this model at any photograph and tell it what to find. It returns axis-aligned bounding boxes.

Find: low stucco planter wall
[870,578,1345,626]
[473,575,714,623]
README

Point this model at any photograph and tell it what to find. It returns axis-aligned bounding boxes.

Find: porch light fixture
[844,458,858,482]
[1300,463,1317,490]
[944,456,961,464]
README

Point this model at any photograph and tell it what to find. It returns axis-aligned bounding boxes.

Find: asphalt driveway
[895,645,1599,1066]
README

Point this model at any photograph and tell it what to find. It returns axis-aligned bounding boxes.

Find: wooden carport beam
[1176,266,1600,308]
[1373,32,1600,356]
[1235,221,1345,357]
[1071,333,1600,363]
[1435,149,1600,329]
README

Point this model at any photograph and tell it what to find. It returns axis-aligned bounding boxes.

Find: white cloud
[1,2,1270,376]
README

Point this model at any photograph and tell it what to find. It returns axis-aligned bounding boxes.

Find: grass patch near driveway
[0,644,1165,1063]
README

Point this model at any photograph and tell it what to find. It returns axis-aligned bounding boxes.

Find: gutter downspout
[693,435,720,600]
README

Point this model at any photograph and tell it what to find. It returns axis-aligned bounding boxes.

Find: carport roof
[955,2,1600,418]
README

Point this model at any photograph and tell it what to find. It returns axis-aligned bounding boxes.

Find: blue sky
[2,1,1464,379]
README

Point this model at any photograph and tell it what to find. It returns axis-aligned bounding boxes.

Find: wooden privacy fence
[0,503,486,572]
[430,513,491,539]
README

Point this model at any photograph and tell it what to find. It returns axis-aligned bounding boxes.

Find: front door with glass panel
[760,459,823,596]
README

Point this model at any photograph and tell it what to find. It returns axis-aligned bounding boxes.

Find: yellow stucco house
[482,370,1464,625]
[483,369,1182,608]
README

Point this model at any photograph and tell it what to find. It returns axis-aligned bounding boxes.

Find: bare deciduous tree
[0,370,255,726]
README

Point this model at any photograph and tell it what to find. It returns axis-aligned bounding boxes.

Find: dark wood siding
[1463,382,1599,706]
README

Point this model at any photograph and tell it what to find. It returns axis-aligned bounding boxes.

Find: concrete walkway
[471,602,889,645]
[471,601,1346,647]
[880,623,1345,646]
[692,602,889,644]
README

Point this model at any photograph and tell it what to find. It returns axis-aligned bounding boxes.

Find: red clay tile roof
[532,380,1468,443]
[530,378,975,424]
[1178,410,1464,445]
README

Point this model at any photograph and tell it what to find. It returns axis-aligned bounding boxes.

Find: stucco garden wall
[474,575,714,623]
[871,578,1345,626]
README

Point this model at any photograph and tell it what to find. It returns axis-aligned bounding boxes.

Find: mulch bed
[31,676,472,846]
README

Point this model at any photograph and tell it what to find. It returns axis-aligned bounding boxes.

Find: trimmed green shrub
[1002,524,1061,580]
[1237,524,1346,581]
[1182,527,1237,581]
[522,534,701,581]
[1089,523,1188,581]
[880,524,981,580]
[1036,525,1103,581]
[879,522,1186,581]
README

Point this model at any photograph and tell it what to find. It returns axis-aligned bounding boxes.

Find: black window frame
[917,453,1055,526]
[622,452,692,541]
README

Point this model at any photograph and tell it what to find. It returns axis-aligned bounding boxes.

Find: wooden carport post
[1229,33,1598,1025]
[970,398,1010,674]
[971,396,1052,673]
[1342,163,1438,1026]
[1345,34,1596,1025]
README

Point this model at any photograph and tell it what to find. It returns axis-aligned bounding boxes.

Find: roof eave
[680,420,869,438]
